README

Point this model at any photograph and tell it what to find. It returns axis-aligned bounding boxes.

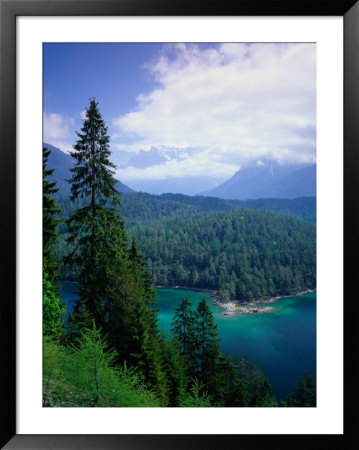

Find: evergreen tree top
[68,98,119,205]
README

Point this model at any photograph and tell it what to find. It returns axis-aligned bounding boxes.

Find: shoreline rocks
[155,285,315,317]
[213,289,315,316]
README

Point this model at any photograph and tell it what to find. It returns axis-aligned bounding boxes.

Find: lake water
[60,283,316,401]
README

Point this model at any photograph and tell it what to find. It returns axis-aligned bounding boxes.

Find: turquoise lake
[60,283,316,401]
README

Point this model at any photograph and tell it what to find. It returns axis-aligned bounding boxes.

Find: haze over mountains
[45,143,316,200]
[117,146,225,195]
[201,159,316,200]
[117,146,316,198]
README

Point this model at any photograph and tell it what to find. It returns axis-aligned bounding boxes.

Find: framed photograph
[1,0,357,448]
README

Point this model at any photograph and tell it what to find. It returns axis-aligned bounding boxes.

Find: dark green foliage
[132,209,316,301]
[216,354,251,407]
[240,197,316,223]
[66,298,93,341]
[64,100,166,402]
[155,336,188,406]
[56,193,316,230]
[171,298,253,407]
[171,298,199,384]
[43,271,66,337]
[249,362,278,407]
[43,147,64,337]
[66,206,128,328]
[128,236,155,301]
[171,298,195,357]
[155,194,316,223]
[101,237,162,394]
[290,371,316,407]
[68,99,118,205]
[65,99,127,329]
[43,146,62,284]
[193,299,221,392]
[56,204,316,301]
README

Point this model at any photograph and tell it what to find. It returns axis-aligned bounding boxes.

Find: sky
[43,42,316,185]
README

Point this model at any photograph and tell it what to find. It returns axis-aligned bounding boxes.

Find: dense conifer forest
[57,192,316,230]
[131,210,316,301]
[55,199,316,302]
[43,99,316,408]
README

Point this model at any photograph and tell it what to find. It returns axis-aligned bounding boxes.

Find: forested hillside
[55,203,316,302]
[131,209,316,301]
[56,192,316,232]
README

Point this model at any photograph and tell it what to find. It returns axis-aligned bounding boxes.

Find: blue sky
[43,42,316,183]
[44,43,163,123]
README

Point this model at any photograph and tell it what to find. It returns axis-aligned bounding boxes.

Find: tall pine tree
[171,297,195,357]
[103,236,159,386]
[66,98,128,330]
[193,298,221,395]
[66,99,165,400]
[171,297,198,381]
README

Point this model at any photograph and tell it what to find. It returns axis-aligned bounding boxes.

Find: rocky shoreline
[155,285,315,317]
[212,289,315,316]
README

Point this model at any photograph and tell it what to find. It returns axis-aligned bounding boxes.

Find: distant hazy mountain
[118,146,226,195]
[124,177,224,196]
[44,143,135,196]
[44,143,74,196]
[201,159,316,200]
[119,147,170,169]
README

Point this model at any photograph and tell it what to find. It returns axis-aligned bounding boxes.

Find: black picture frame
[1,0,357,448]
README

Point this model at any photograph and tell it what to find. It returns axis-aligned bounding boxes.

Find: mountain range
[118,146,316,198]
[44,143,316,200]
[44,143,134,196]
[201,159,316,200]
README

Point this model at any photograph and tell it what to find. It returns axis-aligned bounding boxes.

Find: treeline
[131,210,316,302]
[158,193,316,223]
[56,192,316,231]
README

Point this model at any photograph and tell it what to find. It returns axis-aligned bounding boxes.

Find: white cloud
[116,148,236,181]
[43,112,74,140]
[43,112,78,153]
[47,141,74,154]
[112,43,316,180]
